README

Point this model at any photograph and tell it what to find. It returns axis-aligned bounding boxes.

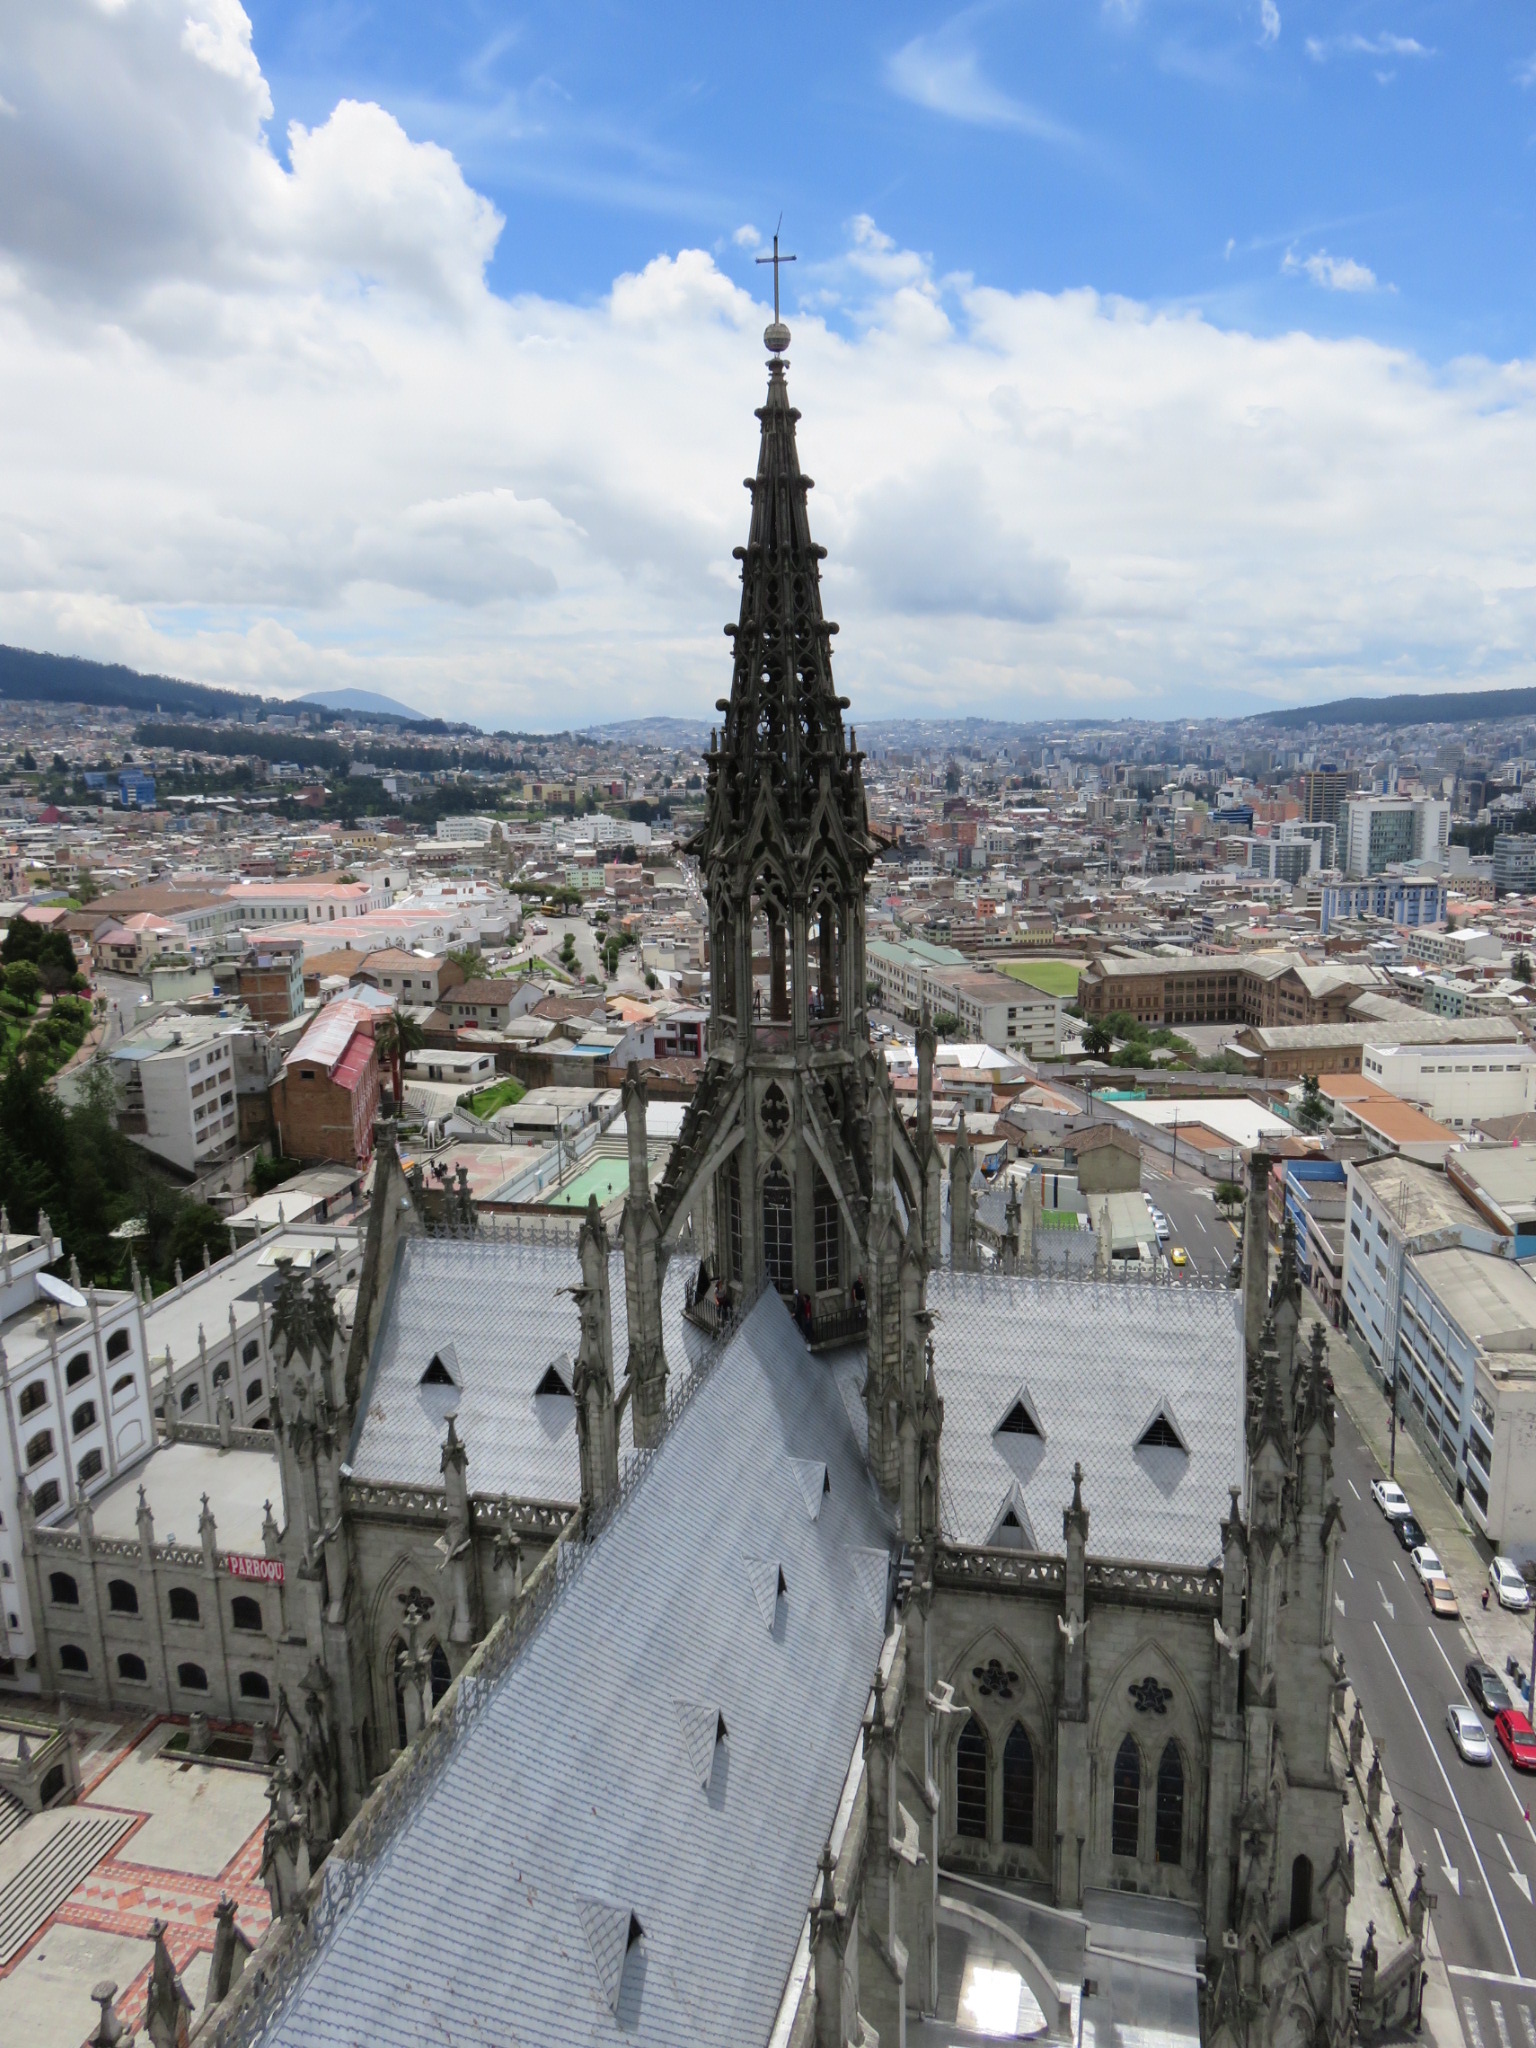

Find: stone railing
[1086,1559,1223,1610]
[341,1479,572,1541]
[168,1422,278,1455]
[934,1546,1066,1593]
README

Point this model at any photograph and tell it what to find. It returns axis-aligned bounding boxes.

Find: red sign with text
[226,1554,284,1583]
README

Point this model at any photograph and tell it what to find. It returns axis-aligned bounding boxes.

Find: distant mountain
[297,688,429,722]
[581,716,713,745]
[1248,686,1536,732]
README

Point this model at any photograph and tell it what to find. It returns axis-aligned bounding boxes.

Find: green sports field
[999,959,1080,997]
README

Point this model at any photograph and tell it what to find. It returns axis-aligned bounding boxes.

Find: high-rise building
[1301,764,1357,826]
[1342,795,1450,877]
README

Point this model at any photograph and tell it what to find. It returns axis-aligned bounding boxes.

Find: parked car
[1447,1703,1494,1765]
[1372,1479,1411,1519]
[1425,1575,1460,1619]
[1466,1661,1515,1716]
[1410,1545,1443,1585]
[1490,1557,1532,1613]
[1394,1515,1427,1554]
[1495,1710,1536,1772]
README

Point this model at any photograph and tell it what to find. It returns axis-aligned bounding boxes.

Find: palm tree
[374,1006,426,1109]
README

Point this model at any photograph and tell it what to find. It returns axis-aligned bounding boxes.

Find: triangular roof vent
[995,1387,1043,1439]
[985,1486,1038,1551]
[420,1345,458,1387]
[535,1356,572,1397]
[1137,1403,1187,1453]
[674,1700,728,1787]
[744,1555,786,1630]
[789,1457,830,1521]
[575,1895,643,2012]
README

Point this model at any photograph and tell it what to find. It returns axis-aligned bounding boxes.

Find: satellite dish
[38,1271,88,1313]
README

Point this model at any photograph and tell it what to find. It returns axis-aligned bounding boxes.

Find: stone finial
[69,1253,84,1291]
[261,1498,280,1556]
[1348,1697,1365,1770]
[174,1260,183,1288]
[1358,1921,1378,2003]
[142,1919,192,2048]
[88,1980,133,2048]
[136,1483,155,1551]
[1386,1802,1403,1876]
[202,1240,212,1272]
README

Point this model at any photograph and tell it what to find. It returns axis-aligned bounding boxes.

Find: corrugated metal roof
[287,997,374,1074]
[263,1292,895,2048]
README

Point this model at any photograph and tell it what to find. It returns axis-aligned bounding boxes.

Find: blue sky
[247,1,1536,364]
[3,1,1536,726]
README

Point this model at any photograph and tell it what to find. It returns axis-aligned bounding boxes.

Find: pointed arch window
[1111,1735,1141,1858]
[1289,1854,1312,1931]
[1154,1741,1184,1865]
[723,1151,742,1283]
[1002,1723,1034,1846]
[813,1168,840,1291]
[956,1715,989,1839]
[762,1165,794,1295]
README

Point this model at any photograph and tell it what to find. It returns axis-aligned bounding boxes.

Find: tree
[1082,1020,1113,1058]
[932,1010,960,1039]
[448,945,486,982]
[1515,951,1533,986]
[1294,1075,1330,1132]
[4,959,40,1005]
[373,1007,425,1107]
[3,916,77,990]
[1215,1180,1244,1216]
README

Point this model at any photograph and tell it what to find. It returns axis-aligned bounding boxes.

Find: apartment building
[1396,1247,1536,1555]
[1341,796,1450,877]
[1341,1156,1489,1380]
[224,937,306,1026]
[0,1218,156,1691]
[107,1017,241,1174]
[1317,875,1447,934]
[352,948,464,1008]
[1301,767,1358,826]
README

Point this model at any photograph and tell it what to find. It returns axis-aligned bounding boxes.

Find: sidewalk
[1307,1295,1536,1689]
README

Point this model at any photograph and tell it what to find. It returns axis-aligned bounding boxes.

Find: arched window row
[65,1352,92,1388]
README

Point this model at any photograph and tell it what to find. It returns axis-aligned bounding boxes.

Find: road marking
[1497,2004,1516,2048]
[1454,1971,1536,1990]
[1378,1580,1396,1620]
[1426,1628,1536,1849]
[1343,1558,1356,1580]
[1468,2001,1489,2048]
[1394,1558,1408,1583]
[1335,1595,1346,1617]
[1437,1827,1462,1895]
[1347,1478,1362,1499]
[1519,2004,1535,2048]
[1500,1836,1533,1903]
[1376,1621,1521,1973]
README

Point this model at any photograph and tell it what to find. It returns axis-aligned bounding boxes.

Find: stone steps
[0,1790,25,1848]
[0,1809,131,1965]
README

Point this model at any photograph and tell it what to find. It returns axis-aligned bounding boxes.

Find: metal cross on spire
[756,224,796,320]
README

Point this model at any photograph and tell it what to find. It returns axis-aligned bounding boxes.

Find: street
[1332,1401,1536,2048]
[1140,1162,1238,1283]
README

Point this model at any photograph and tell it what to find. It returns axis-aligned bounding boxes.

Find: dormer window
[535,1359,572,1397]
[420,1344,459,1387]
[1137,1407,1187,1453]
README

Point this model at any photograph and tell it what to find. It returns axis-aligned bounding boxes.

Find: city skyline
[3,2,1536,730]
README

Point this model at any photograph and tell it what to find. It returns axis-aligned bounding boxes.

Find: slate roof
[264,1292,896,2048]
[924,1269,1245,1565]
[348,1234,700,1502]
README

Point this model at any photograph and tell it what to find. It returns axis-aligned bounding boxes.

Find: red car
[1495,1710,1536,1772]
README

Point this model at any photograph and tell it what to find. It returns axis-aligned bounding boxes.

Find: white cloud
[1515,53,1536,89]
[0,0,1534,727]
[732,224,761,249]
[1282,247,1381,292]
[886,31,1080,146]
[1259,1,1281,46]
[1306,31,1432,62]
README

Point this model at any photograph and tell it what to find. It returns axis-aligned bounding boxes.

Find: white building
[1342,796,1450,877]
[107,1017,241,1174]
[433,815,502,846]
[0,1219,156,1691]
[1360,1041,1536,1129]
[1341,1156,1491,1380]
